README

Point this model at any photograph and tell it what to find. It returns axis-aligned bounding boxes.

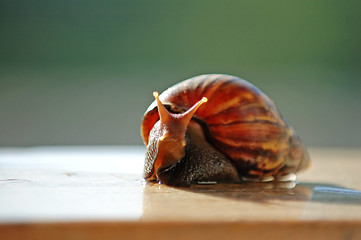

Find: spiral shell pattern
[141,74,310,179]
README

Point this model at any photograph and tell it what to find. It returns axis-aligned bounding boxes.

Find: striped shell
[141,74,310,179]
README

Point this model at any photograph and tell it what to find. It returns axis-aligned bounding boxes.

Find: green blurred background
[1,0,360,147]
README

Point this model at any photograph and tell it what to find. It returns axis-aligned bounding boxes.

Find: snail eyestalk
[178,97,208,128]
[153,91,171,122]
[153,91,207,130]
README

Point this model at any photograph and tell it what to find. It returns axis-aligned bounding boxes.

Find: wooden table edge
[1,220,360,240]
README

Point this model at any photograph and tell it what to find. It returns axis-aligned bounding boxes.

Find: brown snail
[141,74,310,187]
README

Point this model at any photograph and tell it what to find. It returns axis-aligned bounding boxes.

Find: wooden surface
[0,146,361,239]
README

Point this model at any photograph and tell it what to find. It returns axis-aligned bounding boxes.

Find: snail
[141,74,310,187]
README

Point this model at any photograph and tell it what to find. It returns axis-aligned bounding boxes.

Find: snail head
[152,91,207,172]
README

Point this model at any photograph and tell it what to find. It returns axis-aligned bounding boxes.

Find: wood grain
[0,147,360,239]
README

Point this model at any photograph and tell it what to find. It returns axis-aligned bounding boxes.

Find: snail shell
[141,74,310,186]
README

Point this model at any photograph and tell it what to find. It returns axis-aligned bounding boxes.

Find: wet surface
[0,147,360,223]
[181,181,361,205]
[142,180,361,222]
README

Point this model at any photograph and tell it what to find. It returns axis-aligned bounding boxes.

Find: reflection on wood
[142,181,313,221]
[0,147,361,239]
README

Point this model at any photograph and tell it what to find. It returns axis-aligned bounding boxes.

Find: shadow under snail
[141,74,310,187]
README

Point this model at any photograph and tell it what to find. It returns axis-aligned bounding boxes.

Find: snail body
[141,74,310,187]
